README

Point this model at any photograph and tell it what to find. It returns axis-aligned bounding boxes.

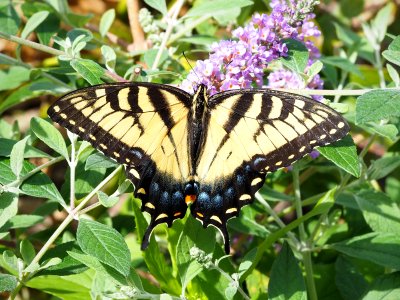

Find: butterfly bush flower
[181,0,322,96]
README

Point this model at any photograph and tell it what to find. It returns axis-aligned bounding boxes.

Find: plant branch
[167,14,210,46]
[292,167,318,300]
[256,192,300,246]
[212,264,250,300]
[17,165,123,296]
[0,31,64,56]
[6,156,64,189]
[151,0,185,70]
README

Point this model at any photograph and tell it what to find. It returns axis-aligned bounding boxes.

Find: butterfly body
[48,82,349,253]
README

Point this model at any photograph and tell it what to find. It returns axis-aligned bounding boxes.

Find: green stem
[337,133,377,194]
[78,201,102,215]
[212,264,250,300]
[374,45,386,89]
[0,31,64,56]
[151,0,185,70]
[0,32,122,84]
[256,192,300,246]
[14,166,123,299]
[68,132,77,211]
[167,14,210,46]
[292,167,318,300]
[6,156,64,189]
[0,53,71,89]
[333,71,349,103]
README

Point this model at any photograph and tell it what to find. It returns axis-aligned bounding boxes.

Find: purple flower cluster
[181,0,323,96]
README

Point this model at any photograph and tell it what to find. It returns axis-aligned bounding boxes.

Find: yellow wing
[192,89,349,253]
[48,82,192,249]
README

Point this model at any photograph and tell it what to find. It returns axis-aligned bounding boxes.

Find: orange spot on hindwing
[185,194,197,204]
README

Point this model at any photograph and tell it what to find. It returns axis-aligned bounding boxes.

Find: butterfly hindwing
[192,89,349,252]
[48,82,193,248]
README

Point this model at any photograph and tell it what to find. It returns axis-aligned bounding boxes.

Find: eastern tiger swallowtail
[48,82,349,253]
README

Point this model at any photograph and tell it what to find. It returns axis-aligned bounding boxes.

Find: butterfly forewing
[190,89,349,252]
[48,83,194,248]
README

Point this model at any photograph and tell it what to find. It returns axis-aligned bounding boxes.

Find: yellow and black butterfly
[48,82,349,253]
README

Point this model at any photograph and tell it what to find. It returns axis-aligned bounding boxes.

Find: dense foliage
[0,0,400,299]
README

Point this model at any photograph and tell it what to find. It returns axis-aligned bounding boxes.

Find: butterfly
[48,82,349,253]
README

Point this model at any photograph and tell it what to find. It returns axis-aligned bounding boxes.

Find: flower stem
[68,132,77,211]
[167,14,210,46]
[256,192,300,246]
[212,264,250,300]
[292,167,318,300]
[0,31,64,56]
[151,0,185,70]
[16,166,123,298]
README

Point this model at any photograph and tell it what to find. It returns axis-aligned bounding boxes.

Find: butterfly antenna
[183,52,201,82]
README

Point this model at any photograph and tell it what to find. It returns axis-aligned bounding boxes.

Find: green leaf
[367,156,400,180]
[26,272,92,299]
[99,9,115,37]
[228,207,270,237]
[238,248,257,280]
[318,135,360,178]
[383,50,400,66]
[85,152,117,170]
[389,36,400,51]
[0,192,18,229]
[268,242,307,300]
[0,138,50,158]
[184,0,253,19]
[225,285,237,300]
[387,64,400,87]
[0,66,31,92]
[5,214,43,229]
[63,155,107,199]
[143,49,169,69]
[68,250,127,285]
[334,23,361,48]
[31,117,69,159]
[356,89,400,124]
[371,3,393,43]
[21,11,49,39]
[0,159,66,207]
[331,232,400,269]
[101,45,116,71]
[0,274,18,292]
[177,217,216,292]
[244,188,335,280]
[306,60,323,81]
[70,58,104,85]
[355,190,400,234]
[335,256,368,300]
[20,239,36,265]
[10,135,30,178]
[363,272,400,300]
[0,3,21,35]
[131,198,180,294]
[1,250,19,276]
[366,123,398,141]
[281,39,309,73]
[0,79,53,114]
[37,241,88,276]
[77,219,131,277]
[97,191,119,208]
[144,0,167,15]
[320,56,362,76]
